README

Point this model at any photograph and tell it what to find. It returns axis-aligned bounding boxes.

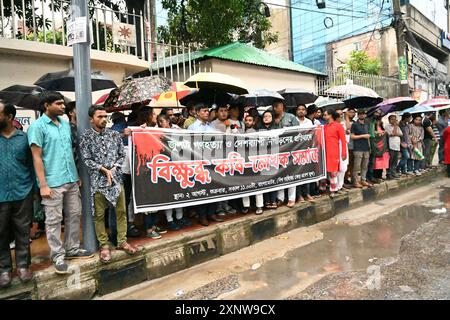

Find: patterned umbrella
[104,75,172,110]
[325,84,380,98]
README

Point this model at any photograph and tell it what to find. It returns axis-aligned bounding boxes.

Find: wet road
[99,177,450,300]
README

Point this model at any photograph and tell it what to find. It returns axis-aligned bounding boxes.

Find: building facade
[325,0,450,99]
[290,0,392,73]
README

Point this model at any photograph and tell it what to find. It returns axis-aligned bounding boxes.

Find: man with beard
[28,92,93,275]
[273,101,299,207]
[0,102,35,287]
[80,105,139,264]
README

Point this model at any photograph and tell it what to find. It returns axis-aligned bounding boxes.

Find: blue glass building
[290,0,393,72]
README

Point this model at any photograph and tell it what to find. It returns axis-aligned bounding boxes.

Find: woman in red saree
[324,110,347,198]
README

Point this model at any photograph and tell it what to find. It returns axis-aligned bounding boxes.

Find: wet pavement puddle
[225,188,450,300]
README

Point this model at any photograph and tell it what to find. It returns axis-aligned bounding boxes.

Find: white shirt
[385,124,403,151]
[297,117,314,128]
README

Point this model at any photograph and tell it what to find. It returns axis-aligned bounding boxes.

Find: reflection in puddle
[233,200,443,300]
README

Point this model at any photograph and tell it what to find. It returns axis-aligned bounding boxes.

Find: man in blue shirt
[28,92,93,275]
[0,102,34,288]
[188,104,223,226]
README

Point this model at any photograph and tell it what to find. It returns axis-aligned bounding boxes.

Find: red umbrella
[95,93,110,105]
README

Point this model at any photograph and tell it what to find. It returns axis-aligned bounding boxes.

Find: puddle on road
[228,188,450,300]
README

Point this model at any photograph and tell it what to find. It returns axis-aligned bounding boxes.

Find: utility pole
[71,0,97,253]
[393,0,409,96]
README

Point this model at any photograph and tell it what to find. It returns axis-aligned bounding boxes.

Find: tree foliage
[158,0,278,49]
[345,50,382,75]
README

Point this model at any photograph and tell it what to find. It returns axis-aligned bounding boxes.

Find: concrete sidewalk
[0,167,446,300]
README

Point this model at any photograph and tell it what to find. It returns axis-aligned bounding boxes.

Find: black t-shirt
[351,121,370,152]
[423,118,433,140]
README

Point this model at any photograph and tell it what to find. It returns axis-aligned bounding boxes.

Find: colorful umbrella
[35,69,117,92]
[152,82,197,107]
[237,89,285,107]
[95,93,110,105]
[325,84,380,98]
[184,72,249,95]
[104,75,172,110]
[278,88,318,106]
[399,105,434,115]
[377,97,418,111]
[418,98,450,108]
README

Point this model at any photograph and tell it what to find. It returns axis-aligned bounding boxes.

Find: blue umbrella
[399,105,434,115]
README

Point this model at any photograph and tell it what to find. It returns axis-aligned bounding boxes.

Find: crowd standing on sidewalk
[0,92,449,288]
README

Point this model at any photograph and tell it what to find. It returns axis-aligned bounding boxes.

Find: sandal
[99,246,112,264]
[117,242,139,255]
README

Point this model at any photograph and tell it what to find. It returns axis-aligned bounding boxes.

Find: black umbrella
[236,89,285,107]
[0,85,45,110]
[35,69,117,92]
[343,96,383,109]
[278,88,318,107]
[179,89,236,107]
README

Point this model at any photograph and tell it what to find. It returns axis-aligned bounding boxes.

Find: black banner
[131,126,326,212]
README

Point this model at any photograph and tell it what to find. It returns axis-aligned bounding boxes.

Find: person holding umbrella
[273,101,299,207]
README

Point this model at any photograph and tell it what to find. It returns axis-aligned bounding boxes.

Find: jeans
[367,154,375,181]
[144,212,157,230]
[439,139,445,163]
[264,191,277,204]
[296,183,311,198]
[397,147,410,173]
[423,139,432,169]
[94,185,127,248]
[0,192,33,273]
[41,182,82,262]
[197,203,218,219]
[352,151,370,183]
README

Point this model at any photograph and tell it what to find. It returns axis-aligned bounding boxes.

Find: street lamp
[316,0,326,9]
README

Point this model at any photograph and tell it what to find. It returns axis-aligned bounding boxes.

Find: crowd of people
[1,91,449,288]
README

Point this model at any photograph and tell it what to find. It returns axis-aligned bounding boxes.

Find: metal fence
[316,68,401,99]
[0,0,148,59]
[0,0,200,81]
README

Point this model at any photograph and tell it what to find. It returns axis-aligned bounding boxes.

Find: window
[354,41,362,51]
